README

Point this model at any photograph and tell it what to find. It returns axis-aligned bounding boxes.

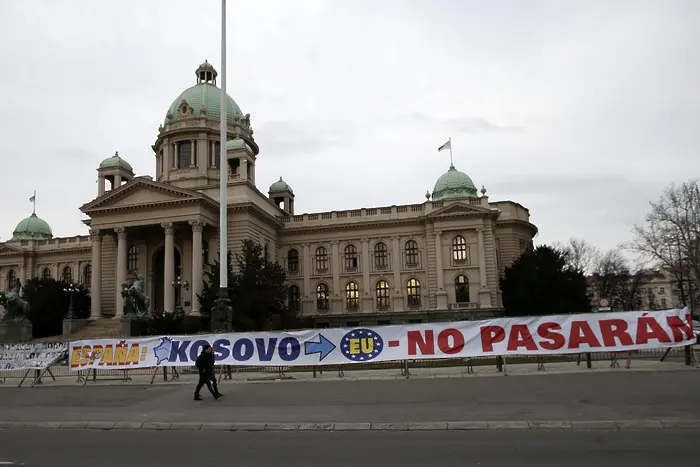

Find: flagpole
[448,137,453,166]
[32,190,36,214]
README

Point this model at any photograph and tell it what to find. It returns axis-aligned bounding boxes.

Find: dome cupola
[431,164,478,201]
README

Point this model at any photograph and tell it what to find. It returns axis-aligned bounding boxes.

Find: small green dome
[99,151,133,172]
[226,138,253,153]
[431,164,478,201]
[12,213,53,240]
[269,177,293,195]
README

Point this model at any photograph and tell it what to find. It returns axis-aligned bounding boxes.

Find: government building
[0,61,537,331]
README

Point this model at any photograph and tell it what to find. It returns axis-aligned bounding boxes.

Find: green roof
[166,83,242,123]
[12,213,53,240]
[99,151,133,172]
[226,138,253,153]
[431,164,478,201]
[269,177,293,195]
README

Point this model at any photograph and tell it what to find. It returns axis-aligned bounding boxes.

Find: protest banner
[0,342,68,387]
[69,308,694,371]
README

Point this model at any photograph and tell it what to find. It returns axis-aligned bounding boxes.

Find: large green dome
[166,66,243,124]
[431,164,478,201]
[12,213,53,240]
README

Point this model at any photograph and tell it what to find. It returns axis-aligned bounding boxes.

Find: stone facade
[0,62,537,327]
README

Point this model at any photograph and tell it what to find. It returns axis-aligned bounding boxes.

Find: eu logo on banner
[340,329,383,362]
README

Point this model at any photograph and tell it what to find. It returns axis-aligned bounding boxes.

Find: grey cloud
[398,113,525,134]
[254,120,358,156]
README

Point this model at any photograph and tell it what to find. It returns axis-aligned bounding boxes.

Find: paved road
[1,370,699,423]
[0,429,696,466]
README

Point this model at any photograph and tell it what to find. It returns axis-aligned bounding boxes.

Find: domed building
[0,61,537,330]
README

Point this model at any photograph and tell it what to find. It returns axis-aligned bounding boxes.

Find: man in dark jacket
[194,345,221,401]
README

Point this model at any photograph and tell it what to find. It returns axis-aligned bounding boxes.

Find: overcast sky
[1,0,698,255]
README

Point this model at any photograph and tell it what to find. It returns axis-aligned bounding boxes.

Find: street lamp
[171,276,189,310]
[63,283,79,319]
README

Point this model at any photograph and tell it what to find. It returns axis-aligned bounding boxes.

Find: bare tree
[631,180,700,310]
[558,238,600,275]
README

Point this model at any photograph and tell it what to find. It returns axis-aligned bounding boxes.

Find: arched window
[288,285,300,312]
[127,245,139,272]
[405,240,419,266]
[452,235,468,263]
[344,244,358,271]
[407,278,421,307]
[345,281,360,309]
[316,283,329,310]
[177,140,192,169]
[287,249,299,273]
[315,246,328,272]
[42,268,52,280]
[455,275,469,303]
[6,269,17,290]
[83,264,92,287]
[376,280,390,309]
[374,242,388,269]
[62,266,73,283]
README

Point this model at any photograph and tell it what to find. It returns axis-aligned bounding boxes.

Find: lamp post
[172,275,189,311]
[63,283,79,319]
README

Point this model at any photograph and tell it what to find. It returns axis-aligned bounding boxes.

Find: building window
[209,141,221,168]
[405,240,419,266]
[287,249,299,273]
[661,298,667,307]
[455,275,469,303]
[178,141,192,168]
[452,235,468,263]
[407,278,421,307]
[344,244,358,271]
[62,266,73,283]
[659,288,665,294]
[42,268,52,280]
[315,246,328,272]
[346,281,360,309]
[127,246,139,272]
[6,269,17,290]
[374,242,388,269]
[288,285,300,312]
[316,283,329,310]
[376,280,390,309]
[83,264,92,287]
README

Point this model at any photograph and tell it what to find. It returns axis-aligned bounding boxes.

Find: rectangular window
[178,141,192,168]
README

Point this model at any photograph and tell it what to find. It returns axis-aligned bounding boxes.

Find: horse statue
[0,280,30,324]
[121,274,150,320]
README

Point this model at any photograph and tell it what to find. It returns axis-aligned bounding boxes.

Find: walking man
[194,344,221,401]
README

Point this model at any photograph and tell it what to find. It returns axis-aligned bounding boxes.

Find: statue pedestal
[0,322,33,342]
[63,319,90,337]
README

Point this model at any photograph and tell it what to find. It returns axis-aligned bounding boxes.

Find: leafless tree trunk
[558,238,600,275]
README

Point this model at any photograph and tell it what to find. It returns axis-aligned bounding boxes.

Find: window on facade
[407,278,421,307]
[316,283,329,310]
[127,246,139,272]
[288,285,301,312]
[455,275,469,303]
[315,246,328,272]
[83,265,92,287]
[287,249,299,273]
[344,244,358,270]
[374,242,388,269]
[178,141,192,168]
[6,269,17,290]
[62,266,73,283]
[42,268,52,280]
[660,288,665,294]
[405,240,419,266]
[452,235,468,263]
[346,281,360,309]
[209,141,220,168]
[661,298,667,307]
[376,280,390,309]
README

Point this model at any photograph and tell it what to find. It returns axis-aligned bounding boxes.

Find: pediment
[82,179,200,212]
[428,201,491,218]
[0,243,24,255]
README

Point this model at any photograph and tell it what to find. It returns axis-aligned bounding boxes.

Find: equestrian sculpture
[121,274,150,320]
[0,280,30,324]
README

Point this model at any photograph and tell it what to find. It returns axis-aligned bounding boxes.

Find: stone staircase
[33,318,124,342]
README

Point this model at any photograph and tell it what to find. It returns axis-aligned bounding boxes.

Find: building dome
[269,177,293,195]
[226,138,253,153]
[12,213,53,240]
[431,164,478,201]
[165,62,243,123]
[99,151,133,172]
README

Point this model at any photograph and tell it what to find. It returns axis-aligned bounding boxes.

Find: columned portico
[115,227,127,318]
[162,222,175,312]
[190,220,205,314]
[90,229,102,318]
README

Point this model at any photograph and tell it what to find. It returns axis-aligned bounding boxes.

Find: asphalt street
[0,429,696,467]
[0,370,699,423]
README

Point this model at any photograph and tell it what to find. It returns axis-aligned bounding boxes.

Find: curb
[1,420,699,432]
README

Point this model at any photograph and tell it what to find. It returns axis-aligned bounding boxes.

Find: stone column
[477,228,492,308]
[391,236,404,312]
[162,222,175,313]
[172,142,178,168]
[190,220,205,314]
[240,159,248,180]
[331,241,340,293]
[190,139,196,167]
[301,243,311,295]
[114,227,127,318]
[90,231,102,318]
[435,231,448,309]
[360,238,374,311]
[114,175,122,189]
